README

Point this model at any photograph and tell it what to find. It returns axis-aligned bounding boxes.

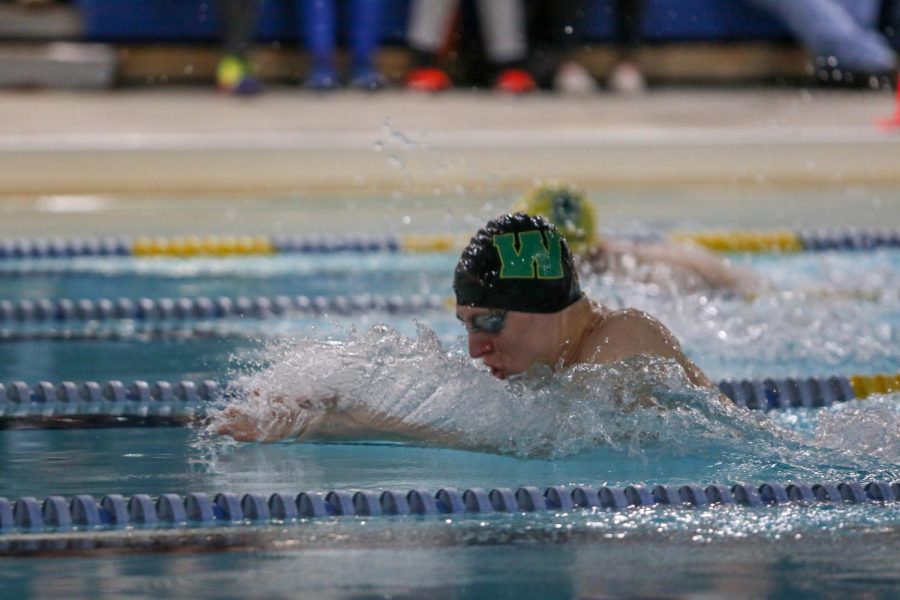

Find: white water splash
[812,395,900,461]
[209,324,798,459]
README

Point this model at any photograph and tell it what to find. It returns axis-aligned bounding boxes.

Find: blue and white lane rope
[0,373,896,425]
[0,290,891,329]
[0,326,249,343]
[0,380,217,424]
[0,229,898,261]
[2,482,899,539]
[0,294,444,324]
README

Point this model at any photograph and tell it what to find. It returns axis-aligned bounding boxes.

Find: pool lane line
[2,481,899,555]
[0,288,893,334]
[0,414,195,430]
[0,229,898,260]
[0,293,446,324]
[716,373,900,409]
[0,326,251,343]
[0,373,897,427]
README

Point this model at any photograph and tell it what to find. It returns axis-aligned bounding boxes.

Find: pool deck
[2,86,900,197]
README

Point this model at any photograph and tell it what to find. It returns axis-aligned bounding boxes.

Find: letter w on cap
[493,231,564,279]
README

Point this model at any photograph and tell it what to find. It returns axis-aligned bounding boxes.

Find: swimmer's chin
[489,366,511,379]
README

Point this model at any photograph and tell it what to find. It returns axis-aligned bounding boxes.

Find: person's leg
[216,0,262,94]
[406,0,458,90]
[347,0,386,89]
[746,0,897,77]
[547,0,597,93]
[475,0,527,67]
[879,0,900,53]
[475,0,535,92]
[615,0,643,54]
[301,0,339,89]
[408,0,458,56]
[609,0,645,93]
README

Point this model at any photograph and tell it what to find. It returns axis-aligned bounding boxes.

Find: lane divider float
[1,373,896,424]
[0,229,898,260]
[716,372,899,409]
[0,326,243,343]
[1,481,898,544]
[0,293,444,324]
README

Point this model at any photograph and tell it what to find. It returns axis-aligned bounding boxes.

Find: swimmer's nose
[468,333,493,358]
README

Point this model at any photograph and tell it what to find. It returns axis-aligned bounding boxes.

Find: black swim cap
[454,213,583,313]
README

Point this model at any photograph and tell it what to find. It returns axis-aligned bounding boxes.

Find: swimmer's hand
[214,390,337,443]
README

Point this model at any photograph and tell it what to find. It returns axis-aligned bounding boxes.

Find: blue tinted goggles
[460,310,508,334]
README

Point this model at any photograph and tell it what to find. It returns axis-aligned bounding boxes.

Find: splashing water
[578,251,899,379]
[208,324,898,481]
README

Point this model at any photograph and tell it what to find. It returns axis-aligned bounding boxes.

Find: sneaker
[608,61,646,95]
[406,67,452,92]
[350,65,387,91]
[494,68,537,94]
[305,64,339,91]
[553,61,597,95]
[217,55,262,95]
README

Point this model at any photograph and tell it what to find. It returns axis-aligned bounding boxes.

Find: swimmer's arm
[214,395,479,449]
[299,405,465,447]
[601,240,761,293]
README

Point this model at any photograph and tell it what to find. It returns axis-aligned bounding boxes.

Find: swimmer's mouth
[489,366,506,379]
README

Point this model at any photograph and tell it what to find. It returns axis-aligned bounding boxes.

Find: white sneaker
[609,61,646,94]
[553,61,598,95]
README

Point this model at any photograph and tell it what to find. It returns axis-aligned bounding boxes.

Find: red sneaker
[494,68,536,94]
[406,67,452,92]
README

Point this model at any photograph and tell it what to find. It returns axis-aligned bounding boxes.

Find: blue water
[1,246,898,598]
[0,249,897,381]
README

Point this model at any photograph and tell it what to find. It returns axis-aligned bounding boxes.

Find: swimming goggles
[461,310,507,334]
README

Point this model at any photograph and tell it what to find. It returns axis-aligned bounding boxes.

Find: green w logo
[492,230,564,280]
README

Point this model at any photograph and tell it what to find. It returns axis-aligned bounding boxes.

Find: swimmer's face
[456,306,556,379]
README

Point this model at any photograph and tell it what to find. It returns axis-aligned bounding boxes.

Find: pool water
[1,231,898,597]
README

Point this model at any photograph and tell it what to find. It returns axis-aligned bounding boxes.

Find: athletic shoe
[217,55,262,95]
[350,66,387,91]
[553,61,598,95]
[406,67,452,92]
[494,68,537,94]
[305,64,339,91]
[608,61,646,94]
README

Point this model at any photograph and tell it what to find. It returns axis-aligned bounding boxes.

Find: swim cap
[454,213,583,313]
[513,184,597,252]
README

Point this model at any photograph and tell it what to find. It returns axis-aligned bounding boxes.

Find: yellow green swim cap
[513,185,597,252]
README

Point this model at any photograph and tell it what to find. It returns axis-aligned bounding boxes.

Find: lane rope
[0,288,892,346]
[1,481,898,546]
[0,229,898,260]
[0,373,896,424]
[0,294,445,324]
[0,326,259,343]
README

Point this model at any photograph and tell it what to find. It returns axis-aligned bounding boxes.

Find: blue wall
[76,0,787,43]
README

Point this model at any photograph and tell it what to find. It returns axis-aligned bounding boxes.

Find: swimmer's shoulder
[598,307,668,332]
[587,304,718,391]
[589,307,683,356]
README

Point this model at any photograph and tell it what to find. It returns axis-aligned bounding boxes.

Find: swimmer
[216,213,723,444]
[516,184,763,294]
[452,213,716,388]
